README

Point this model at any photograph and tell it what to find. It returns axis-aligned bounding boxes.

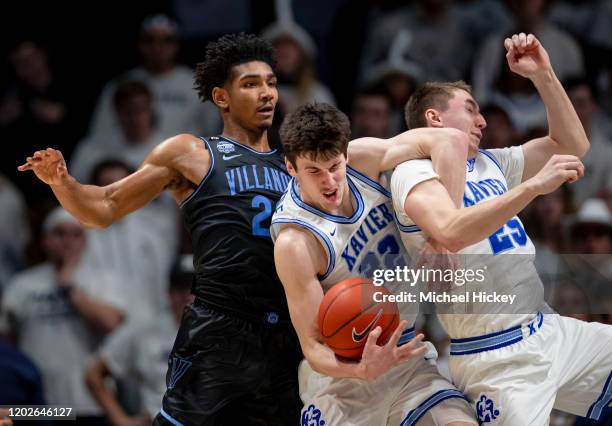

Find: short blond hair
[405,81,472,129]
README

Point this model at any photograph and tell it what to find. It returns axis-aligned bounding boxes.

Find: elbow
[101,311,124,334]
[577,138,590,158]
[435,227,467,253]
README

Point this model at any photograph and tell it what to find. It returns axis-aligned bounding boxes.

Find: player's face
[437,89,487,157]
[225,61,278,130]
[287,153,348,212]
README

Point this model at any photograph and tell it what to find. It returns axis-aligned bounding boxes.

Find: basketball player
[391,33,612,424]
[18,33,302,426]
[271,103,478,425]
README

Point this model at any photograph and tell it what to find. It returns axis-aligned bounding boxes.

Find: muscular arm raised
[18,134,209,228]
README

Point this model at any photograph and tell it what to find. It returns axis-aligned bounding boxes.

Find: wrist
[523,179,542,197]
[530,68,555,87]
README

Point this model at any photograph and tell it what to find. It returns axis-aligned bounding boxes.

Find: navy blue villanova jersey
[180,136,292,323]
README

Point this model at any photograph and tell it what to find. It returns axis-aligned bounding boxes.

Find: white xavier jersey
[392,147,548,338]
[271,166,417,323]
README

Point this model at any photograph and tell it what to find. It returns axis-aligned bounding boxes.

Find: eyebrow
[238,73,276,81]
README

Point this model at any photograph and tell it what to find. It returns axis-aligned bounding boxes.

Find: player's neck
[222,123,271,152]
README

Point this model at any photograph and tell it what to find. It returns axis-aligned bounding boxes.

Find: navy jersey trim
[479,149,504,175]
[394,212,421,233]
[346,165,391,197]
[220,135,278,155]
[400,389,468,426]
[587,370,612,420]
[180,137,216,209]
[271,218,336,280]
[159,408,184,426]
[290,176,365,224]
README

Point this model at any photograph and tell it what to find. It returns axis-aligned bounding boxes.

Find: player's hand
[504,33,552,79]
[357,320,427,382]
[17,148,70,186]
[530,154,584,195]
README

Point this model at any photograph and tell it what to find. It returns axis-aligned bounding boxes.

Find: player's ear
[212,87,229,110]
[425,108,443,128]
[285,157,297,177]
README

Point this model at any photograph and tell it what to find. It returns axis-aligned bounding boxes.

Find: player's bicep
[274,229,326,346]
[403,179,458,240]
[520,136,558,181]
[104,135,202,221]
[103,161,174,221]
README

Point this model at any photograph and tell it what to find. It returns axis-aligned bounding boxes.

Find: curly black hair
[280,103,351,169]
[194,33,276,102]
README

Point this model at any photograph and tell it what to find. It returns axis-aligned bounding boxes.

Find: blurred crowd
[0,0,611,424]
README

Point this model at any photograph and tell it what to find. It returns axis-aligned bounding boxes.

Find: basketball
[317,277,400,359]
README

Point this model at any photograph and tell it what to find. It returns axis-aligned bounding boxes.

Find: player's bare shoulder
[147,133,212,201]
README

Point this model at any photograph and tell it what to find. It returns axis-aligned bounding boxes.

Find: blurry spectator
[523,187,574,281]
[0,174,30,289]
[571,199,612,256]
[472,0,585,112]
[88,14,221,143]
[70,81,163,182]
[173,0,251,39]
[565,77,612,205]
[479,103,519,149]
[328,0,391,112]
[1,208,125,422]
[261,19,335,114]
[83,159,176,320]
[0,338,52,426]
[85,262,194,426]
[548,0,612,45]
[360,0,472,86]
[351,86,392,139]
[0,40,79,202]
[70,81,181,251]
[362,30,424,134]
[455,0,514,45]
[0,409,13,426]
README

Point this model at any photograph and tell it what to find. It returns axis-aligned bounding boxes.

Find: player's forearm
[430,135,468,208]
[532,69,589,157]
[50,176,115,228]
[69,288,124,334]
[438,181,539,251]
[303,341,364,379]
[382,128,468,172]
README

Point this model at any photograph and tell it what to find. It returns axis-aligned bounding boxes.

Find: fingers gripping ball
[317,277,400,359]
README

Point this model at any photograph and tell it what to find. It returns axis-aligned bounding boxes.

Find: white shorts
[299,343,477,426]
[449,313,612,425]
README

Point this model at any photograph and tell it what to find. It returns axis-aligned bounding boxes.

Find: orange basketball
[317,277,400,359]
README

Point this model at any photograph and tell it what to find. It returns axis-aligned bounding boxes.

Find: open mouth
[323,189,338,201]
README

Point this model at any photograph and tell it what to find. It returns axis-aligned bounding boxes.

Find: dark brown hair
[280,103,351,169]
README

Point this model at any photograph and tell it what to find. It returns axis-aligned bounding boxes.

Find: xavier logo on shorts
[476,394,500,423]
[302,404,326,426]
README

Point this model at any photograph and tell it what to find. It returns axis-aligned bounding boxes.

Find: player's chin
[256,118,274,129]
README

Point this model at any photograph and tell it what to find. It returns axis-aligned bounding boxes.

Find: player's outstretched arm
[396,154,584,252]
[502,33,589,181]
[274,226,426,381]
[18,134,207,228]
[348,127,469,205]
